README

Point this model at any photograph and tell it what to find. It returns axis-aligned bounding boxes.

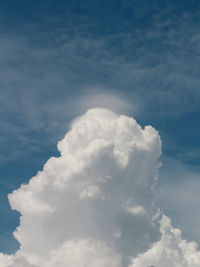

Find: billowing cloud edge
[0,108,200,267]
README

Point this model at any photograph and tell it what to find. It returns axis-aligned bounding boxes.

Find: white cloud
[130,215,200,267]
[0,253,13,266]
[1,108,200,267]
[1,108,161,266]
[79,185,103,199]
[125,204,147,216]
[44,240,122,267]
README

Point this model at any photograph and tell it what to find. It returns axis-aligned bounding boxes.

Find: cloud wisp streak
[1,3,200,163]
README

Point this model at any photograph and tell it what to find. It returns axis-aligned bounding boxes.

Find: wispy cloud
[1,6,200,161]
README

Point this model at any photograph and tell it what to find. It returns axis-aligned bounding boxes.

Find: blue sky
[0,0,200,255]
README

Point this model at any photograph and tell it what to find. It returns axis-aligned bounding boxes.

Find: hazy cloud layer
[1,4,200,163]
[1,109,200,266]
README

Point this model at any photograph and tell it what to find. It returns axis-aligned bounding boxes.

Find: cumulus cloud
[1,108,200,267]
[131,215,200,267]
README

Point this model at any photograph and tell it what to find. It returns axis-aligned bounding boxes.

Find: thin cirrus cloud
[1,108,200,266]
[1,6,200,163]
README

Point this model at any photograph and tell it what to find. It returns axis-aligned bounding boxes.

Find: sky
[0,0,200,266]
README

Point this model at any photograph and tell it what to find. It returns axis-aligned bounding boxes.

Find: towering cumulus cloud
[1,109,200,267]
